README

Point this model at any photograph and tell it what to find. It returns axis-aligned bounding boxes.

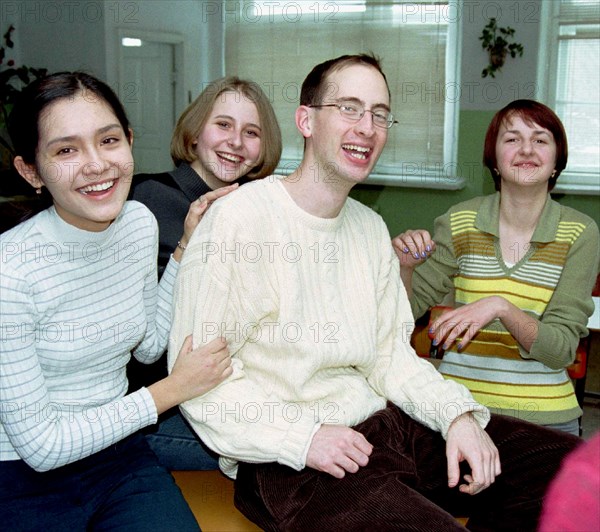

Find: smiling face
[304,64,390,187]
[17,92,134,232]
[495,114,558,189]
[191,90,262,189]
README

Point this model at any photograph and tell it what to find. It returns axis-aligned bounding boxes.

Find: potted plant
[479,18,524,78]
[0,24,47,197]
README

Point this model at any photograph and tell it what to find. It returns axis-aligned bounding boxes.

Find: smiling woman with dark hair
[0,71,233,530]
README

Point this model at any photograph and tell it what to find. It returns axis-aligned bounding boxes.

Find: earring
[551,170,557,178]
[35,187,42,195]
[493,168,500,176]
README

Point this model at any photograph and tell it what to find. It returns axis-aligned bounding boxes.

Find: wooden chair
[410,305,452,366]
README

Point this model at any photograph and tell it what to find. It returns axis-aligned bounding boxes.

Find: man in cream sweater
[169,55,578,531]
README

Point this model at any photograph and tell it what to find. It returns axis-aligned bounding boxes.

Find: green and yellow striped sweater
[411,193,599,425]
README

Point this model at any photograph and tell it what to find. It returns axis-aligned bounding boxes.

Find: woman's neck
[498,183,547,232]
[190,159,228,191]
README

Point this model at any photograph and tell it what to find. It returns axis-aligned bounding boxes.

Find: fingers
[446,415,502,496]
[431,308,470,349]
[195,184,240,214]
[196,338,232,373]
[447,451,461,489]
[185,337,231,372]
[454,323,480,351]
[429,313,459,349]
[459,455,499,495]
[306,426,373,478]
[431,318,470,351]
[178,335,194,355]
[203,183,239,202]
[430,306,488,351]
[200,336,228,353]
[326,435,372,478]
[328,435,372,477]
[431,298,503,351]
[459,475,485,495]
[448,453,488,496]
[392,230,435,260]
[181,185,240,243]
[344,432,373,469]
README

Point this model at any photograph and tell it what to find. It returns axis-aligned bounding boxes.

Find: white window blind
[224,0,462,188]
[538,0,600,195]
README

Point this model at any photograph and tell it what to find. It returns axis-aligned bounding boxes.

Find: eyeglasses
[310,100,398,129]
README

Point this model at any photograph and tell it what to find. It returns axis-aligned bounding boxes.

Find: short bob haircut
[483,99,568,191]
[170,76,282,180]
[300,53,391,107]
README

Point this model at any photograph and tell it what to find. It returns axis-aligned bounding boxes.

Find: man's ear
[13,157,43,190]
[295,105,313,139]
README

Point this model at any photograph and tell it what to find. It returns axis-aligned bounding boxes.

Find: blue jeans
[543,418,580,436]
[127,355,218,471]
[0,433,199,531]
[145,410,219,471]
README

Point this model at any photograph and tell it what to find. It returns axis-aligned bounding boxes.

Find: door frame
[116,28,185,123]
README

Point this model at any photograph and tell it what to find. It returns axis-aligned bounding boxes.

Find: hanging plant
[479,18,524,78]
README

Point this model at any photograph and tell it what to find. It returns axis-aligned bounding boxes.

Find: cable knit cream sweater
[169,177,489,478]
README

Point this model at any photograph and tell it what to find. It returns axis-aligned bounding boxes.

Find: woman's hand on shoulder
[175,184,239,261]
[149,336,232,413]
[392,229,435,269]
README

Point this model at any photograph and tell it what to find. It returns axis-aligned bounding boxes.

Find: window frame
[224,1,465,190]
[537,0,600,195]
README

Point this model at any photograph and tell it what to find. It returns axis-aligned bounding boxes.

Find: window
[538,0,600,195]
[224,0,463,188]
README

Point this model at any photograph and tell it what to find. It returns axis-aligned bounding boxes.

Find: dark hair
[483,99,568,191]
[6,71,131,224]
[8,71,131,165]
[300,53,390,107]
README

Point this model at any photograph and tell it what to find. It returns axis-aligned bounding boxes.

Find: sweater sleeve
[0,270,157,472]
[132,216,178,364]
[527,219,600,369]
[168,207,319,476]
[365,222,489,437]
[410,210,458,319]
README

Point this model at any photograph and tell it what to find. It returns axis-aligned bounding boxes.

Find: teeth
[80,180,114,193]
[343,144,370,153]
[218,153,242,163]
[342,144,370,160]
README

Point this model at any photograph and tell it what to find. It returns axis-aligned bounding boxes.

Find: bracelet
[177,240,187,252]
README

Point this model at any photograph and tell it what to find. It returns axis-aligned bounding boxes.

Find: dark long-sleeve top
[129,162,211,277]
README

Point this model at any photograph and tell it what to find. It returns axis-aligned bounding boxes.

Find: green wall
[351,110,600,237]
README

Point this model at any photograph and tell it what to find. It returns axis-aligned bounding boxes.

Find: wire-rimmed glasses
[310,100,398,129]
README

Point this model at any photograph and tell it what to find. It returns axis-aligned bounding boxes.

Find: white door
[120,39,175,174]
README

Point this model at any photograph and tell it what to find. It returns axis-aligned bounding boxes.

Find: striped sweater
[411,193,599,425]
[0,202,176,471]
